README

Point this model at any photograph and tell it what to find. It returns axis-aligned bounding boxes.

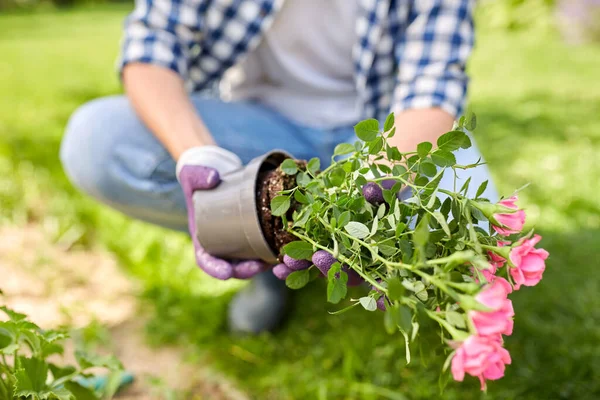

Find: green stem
[410,269,460,301]
[425,309,464,340]
[439,188,459,199]
[336,230,415,271]
[0,374,9,399]
[334,230,461,301]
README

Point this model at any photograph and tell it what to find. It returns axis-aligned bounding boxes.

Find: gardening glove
[177,146,269,280]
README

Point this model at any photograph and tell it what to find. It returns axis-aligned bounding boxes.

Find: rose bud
[362,182,384,205]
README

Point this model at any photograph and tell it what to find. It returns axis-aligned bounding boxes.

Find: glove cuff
[176,146,243,182]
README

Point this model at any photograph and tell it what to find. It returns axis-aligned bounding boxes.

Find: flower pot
[192,150,292,264]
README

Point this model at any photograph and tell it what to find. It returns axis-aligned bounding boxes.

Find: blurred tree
[476,0,556,34]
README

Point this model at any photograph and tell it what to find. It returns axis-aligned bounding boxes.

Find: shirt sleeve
[117,0,203,81]
[393,0,475,118]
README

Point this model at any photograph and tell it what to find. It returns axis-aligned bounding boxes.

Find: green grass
[1,6,599,399]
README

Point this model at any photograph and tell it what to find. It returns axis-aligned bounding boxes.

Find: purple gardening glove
[177,146,269,280]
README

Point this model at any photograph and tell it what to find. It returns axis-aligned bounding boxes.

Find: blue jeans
[60,95,498,233]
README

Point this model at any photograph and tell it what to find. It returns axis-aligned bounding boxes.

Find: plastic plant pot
[193,150,292,264]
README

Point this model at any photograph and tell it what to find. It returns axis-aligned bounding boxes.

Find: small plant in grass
[269,113,549,390]
[0,302,125,399]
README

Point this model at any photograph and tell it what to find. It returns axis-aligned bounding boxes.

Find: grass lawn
[1,5,599,399]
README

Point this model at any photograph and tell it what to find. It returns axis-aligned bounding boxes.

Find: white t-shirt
[229,0,360,129]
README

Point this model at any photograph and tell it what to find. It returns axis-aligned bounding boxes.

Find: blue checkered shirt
[119,0,474,122]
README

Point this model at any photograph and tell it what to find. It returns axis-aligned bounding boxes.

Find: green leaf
[270,195,291,217]
[379,243,397,256]
[337,211,351,228]
[342,161,353,173]
[413,214,430,248]
[392,164,407,177]
[75,350,123,371]
[461,134,472,149]
[431,150,457,167]
[14,357,49,395]
[387,126,396,138]
[0,306,27,322]
[20,331,42,357]
[395,222,407,239]
[476,180,489,198]
[416,288,429,301]
[436,130,468,152]
[359,297,377,312]
[446,311,466,329]
[296,171,311,187]
[1,343,19,355]
[63,382,96,400]
[355,175,367,188]
[388,304,412,334]
[280,159,298,175]
[384,112,395,132]
[417,142,432,158]
[419,161,437,177]
[370,215,379,237]
[344,221,370,239]
[286,269,311,289]
[377,164,392,175]
[334,143,355,156]
[327,263,348,304]
[368,137,384,155]
[293,190,308,204]
[292,208,311,228]
[465,111,477,131]
[377,203,386,219]
[387,277,405,301]
[48,364,76,380]
[432,211,451,237]
[388,147,402,161]
[459,176,472,194]
[307,157,321,175]
[383,189,395,205]
[282,241,314,260]
[441,197,452,217]
[329,167,346,187]
[354,119,380,142]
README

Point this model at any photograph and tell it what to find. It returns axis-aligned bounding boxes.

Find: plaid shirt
[119,0,475,122]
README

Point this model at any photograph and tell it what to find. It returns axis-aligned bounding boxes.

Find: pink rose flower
[492,196,526,236]
[509,234,549,289]
[482,241,510,282]
[451,334,512,390]
[470,278,514,336]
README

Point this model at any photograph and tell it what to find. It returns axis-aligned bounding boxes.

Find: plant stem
[0,374,9,399]
[425,309,465,340]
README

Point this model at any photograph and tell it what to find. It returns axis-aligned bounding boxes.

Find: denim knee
[60,97,187,229]
[61,98,112,200]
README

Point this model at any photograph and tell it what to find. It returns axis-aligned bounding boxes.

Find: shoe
[228,270,289,334]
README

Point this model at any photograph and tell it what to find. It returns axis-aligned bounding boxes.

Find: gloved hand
[177,146,269,280]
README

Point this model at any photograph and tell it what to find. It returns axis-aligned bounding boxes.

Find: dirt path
[0,225,248,400]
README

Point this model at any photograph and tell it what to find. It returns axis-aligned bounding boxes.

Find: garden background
[1,0,599,398]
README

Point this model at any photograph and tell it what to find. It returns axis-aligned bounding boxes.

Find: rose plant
[268,113,549,390]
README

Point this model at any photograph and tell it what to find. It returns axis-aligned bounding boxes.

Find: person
[60,0,497,334]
